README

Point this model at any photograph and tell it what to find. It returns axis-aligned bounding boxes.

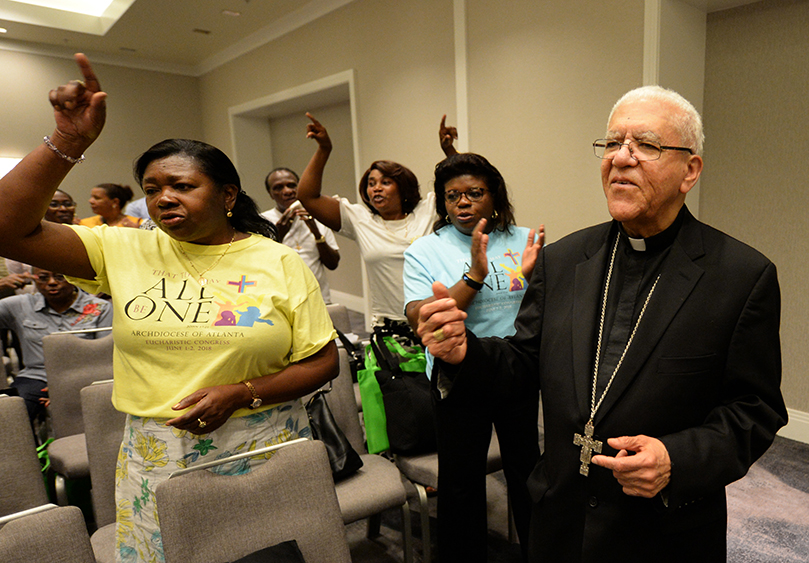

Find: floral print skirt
[113,400,311,563]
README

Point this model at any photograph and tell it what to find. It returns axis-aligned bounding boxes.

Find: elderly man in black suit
[418,86,787,563]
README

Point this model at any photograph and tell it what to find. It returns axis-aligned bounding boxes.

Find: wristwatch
[242,380,262,409]
[462,272,484,291]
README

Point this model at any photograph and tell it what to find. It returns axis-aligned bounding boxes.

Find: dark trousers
[10,376,48,427]
[434,370,539,563]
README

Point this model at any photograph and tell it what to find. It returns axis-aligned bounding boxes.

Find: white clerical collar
[627,236,646,252]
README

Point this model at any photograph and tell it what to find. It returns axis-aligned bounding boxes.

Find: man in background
[262,167,340,303]
[0,268,112,427]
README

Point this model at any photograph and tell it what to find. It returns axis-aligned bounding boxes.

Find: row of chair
[0,335,415,562]
[0,437,354,563]
[2,303,509,562]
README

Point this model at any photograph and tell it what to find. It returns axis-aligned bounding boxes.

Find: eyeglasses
[444,188,488,204]
[36,273,66,282]
[593,139,693,162]
[48,200,76,209]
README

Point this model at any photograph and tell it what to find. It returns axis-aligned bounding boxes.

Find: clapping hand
[48,54,107,152]
[521,224,545,282]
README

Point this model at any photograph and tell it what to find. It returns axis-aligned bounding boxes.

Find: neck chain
[379,212,412,242]
[574,235,660,476]
[177,230,237,286]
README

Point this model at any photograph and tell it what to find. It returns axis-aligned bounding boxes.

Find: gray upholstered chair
[0,504,95,563]
[394,431,505,563]
[0,395,49,517]
[156,439,352,563]
[326,303,353,334]
[309,347,412,562]
[42,332,114,505]
[81,380,124,563]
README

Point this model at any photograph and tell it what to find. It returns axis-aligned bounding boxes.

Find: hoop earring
[445,215,451,223]
[226,209,233,218]
[492,210,499,220]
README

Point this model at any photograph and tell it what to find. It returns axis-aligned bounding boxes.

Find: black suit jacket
[453,208,787,562]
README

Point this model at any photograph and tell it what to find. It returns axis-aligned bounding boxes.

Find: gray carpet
[345,311,809,562]
[727,436,809,563]
[345,435,809,563]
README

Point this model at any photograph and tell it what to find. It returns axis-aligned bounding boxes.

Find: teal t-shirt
[403,225,532,375]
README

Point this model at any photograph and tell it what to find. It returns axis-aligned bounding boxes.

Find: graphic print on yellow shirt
[67,225,336,418]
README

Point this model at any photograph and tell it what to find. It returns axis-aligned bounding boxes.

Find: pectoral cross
[573,419,602,476]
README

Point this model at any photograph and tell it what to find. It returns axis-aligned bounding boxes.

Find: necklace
[379,213,412,242]
[177,230,236,286]
[573,235,660,476]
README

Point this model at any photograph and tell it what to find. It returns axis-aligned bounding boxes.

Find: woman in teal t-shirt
[404,152,544,563]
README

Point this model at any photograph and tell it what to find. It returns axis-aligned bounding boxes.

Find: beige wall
[265,101,363,300]
[197,0,646,297]
[702,0,809,412]
[0,50,202,219]
[465,0,645,239]
[1,0,804,414]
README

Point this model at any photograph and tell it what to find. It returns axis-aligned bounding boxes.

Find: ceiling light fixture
[8,0,114,17]
[221,10,241,17]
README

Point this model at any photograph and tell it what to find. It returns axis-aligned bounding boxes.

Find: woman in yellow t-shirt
[0,55,338,563]
[80,182,143,228]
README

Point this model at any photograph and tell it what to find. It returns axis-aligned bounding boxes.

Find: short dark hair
[358,161,421,215]
[265,167,300,191]
[133,139,277,240]
[95,183,135,208]
[432,153,515,233]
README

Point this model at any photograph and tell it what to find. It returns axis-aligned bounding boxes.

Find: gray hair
[608,86,704,156]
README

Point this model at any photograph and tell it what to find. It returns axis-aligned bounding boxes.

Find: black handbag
[334,328,363,383]
[370,331,437,455]
[305,385,363,481]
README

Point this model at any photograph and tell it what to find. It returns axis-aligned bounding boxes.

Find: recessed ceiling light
[0,28,7,33]
[8,0,115,17]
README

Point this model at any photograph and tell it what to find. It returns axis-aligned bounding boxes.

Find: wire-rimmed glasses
[593,139,693,161]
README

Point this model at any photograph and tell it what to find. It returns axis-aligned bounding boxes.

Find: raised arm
[439,114,459,157]
[0,54,104,279]
[296,113,342,232]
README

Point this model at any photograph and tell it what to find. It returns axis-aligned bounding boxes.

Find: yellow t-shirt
[80,215,144,227]
[67,225,336,418]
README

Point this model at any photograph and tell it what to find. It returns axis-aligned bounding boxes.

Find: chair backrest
[323,347,367,455]
[43,333,114,438]
[0,396,49,517]
[0,505,95,563]
[326,303,352,334]
[81,380,125,528]
[156,439,351,563]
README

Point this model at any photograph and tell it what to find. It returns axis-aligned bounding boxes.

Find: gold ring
[433,328,446,343]
[197,419,207,429]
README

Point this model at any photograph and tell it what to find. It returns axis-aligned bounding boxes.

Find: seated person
[0,267,112,425]
[261,167,340,303]
[3,189,78,296]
